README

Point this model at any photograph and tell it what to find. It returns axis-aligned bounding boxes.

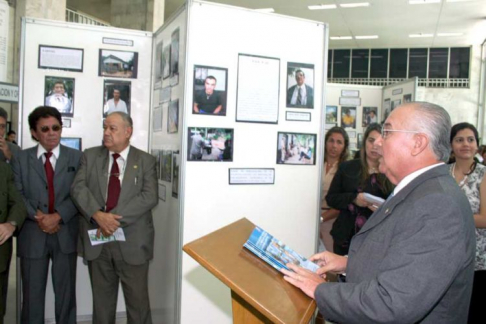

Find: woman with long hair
[326,123,394,256]
[449,123,486,324]
[320,127,349,252]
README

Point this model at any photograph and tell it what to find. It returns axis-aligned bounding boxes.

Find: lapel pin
[134,165,138,169]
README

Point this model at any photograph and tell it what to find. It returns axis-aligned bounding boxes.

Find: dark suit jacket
[0,161,26,272]
[12,145,82,258]
[286,84,314,108]
[71,145,158,265]
[0,141,20,163]
[316,165,475,324]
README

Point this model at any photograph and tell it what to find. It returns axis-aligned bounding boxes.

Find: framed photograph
[158,183,166,201]
[383,98,391,121]
[325,106,338,124]
[391,99,401,111]
[62,118,71,128]
[162,45,171,79]
[155,42,163,81]
[341,90,359,97]
[286,62,314,108]
[102,80,131,117]
[193,65,228,116]
[285,111,311,122]
[60,137,82,150]
[392,88,403,95]
[44,76,75,117]
[187,127,233,162]
[168,99,179,133]
[277,132,317,165]
[357,133,363,149]
[341,107,356,128]
[229,168,275,185]
[362,107,378,127]
[172,152,179,198]
[171,28,180,77]
[160,150,172,182]
[151,149,161,179]
[403,94,412,103]
[99,49,138,79]
[38,45,83,72]
[153,106,162,132]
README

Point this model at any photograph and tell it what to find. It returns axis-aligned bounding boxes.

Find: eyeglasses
[40,125,62,133]
[381,128,421,139]
[0,124,6,130]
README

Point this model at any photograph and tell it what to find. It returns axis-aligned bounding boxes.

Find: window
[351,49,369,78]
[428,48,448,79]
[328,50,333,79]
[333,50,351,78]
[449,47,470,79]
[389,49,407,78]
[408,48,427,78]
[369,49,388,78]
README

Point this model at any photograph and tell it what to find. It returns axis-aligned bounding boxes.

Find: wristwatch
[8,221,17,228]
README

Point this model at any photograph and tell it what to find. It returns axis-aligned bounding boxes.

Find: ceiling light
[409,0,440,4]
[409,33,434,37]
[330,36,353,40]
[437,32,463,36]
[308,4,337,10]
[355,35,379,39]
[254,8,275,13]
[340,2,370,8]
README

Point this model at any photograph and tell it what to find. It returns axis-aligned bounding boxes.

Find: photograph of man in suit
[12,106,82,324]
[0,108,20,163]
[287,68,314,108]
[193,76,223,115]
[0,160,26,324]
[71,112,158,324]
[282,102,475,324]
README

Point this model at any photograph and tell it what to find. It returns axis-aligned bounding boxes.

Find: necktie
[297,87,302,105]
[44,152,55,213]
[106,153,121,212]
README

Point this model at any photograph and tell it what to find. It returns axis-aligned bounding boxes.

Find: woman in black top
[326,123,394,255]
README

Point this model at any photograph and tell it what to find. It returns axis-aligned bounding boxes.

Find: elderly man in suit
[0,161,26,324]
[286,69,314,108]
[283,102,475,323]
[12,106,81,324]
[71,112,158,324]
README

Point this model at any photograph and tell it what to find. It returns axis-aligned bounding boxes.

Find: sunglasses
[39,125,62,133]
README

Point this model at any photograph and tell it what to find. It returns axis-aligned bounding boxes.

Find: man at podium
[282,102,475,324]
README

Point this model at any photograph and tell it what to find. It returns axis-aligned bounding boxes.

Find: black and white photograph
[162,45,171,79]
[161,150,172,182]
[286,62,314,108]
[44,76,75,117]
[383,98,391,121]
[153,106,163,132]
[171,28,180,77]
[403,94,412,103]
[341,106,356,128]
[60,137,82,150]
[103,80,131,117]
[193,65,228,116]
[362,107,378,127]
[187,127,233,162]
[99,49,138,79]
[151,149,161,179]
[39,45,84,72]
[325,106,337,124]
[155,42,163,81]
[172,153,179,198]
[277,132,316,165]
[168,99,179,133]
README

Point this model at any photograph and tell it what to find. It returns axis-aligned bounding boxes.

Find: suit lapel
[30,146,47,184]
[96,148,109,203]
[118,146,138,204]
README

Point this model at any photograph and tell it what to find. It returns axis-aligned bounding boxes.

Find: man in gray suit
[12,106,81,324]
[71,112,158,324]
[283,102,475,323]
[0,107,20,163]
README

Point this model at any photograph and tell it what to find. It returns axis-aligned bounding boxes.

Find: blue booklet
[244,226,319,273]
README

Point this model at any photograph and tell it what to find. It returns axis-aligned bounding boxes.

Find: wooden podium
[183,218,317,324]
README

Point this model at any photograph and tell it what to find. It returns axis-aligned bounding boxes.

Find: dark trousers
[468,270,486,323]
[20,235,77,324]
[88,242,152,324]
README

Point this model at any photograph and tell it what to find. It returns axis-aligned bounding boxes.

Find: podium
[183,218,317,324]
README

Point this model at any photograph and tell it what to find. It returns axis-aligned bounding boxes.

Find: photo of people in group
[187,127,233,162]
[277,132,316,165]
[193,65,228,116]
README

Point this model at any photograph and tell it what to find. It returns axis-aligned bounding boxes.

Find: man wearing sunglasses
[12,106,81,324]
[0,107,20,163]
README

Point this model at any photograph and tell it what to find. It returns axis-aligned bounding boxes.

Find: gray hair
[408,102,451,162]
[108,111,133,128]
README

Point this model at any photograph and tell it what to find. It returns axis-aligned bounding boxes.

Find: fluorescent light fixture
[254,8,275,13]
[308,4,337,10]
[330,36,353,40]
[409,0,440,4]
[340,2,370,8]
[355,35,379,39]
[437,32,463,36]
[409,33,434,37]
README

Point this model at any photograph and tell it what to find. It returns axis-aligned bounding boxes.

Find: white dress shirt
[37,144,60,170]
[290,85,307,105]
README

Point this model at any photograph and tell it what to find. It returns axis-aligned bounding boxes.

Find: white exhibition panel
[20,18,153,320]
[180,2,326,323]
[149,5,187,324]
[325,83,382,150]
[382,77,418,121]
